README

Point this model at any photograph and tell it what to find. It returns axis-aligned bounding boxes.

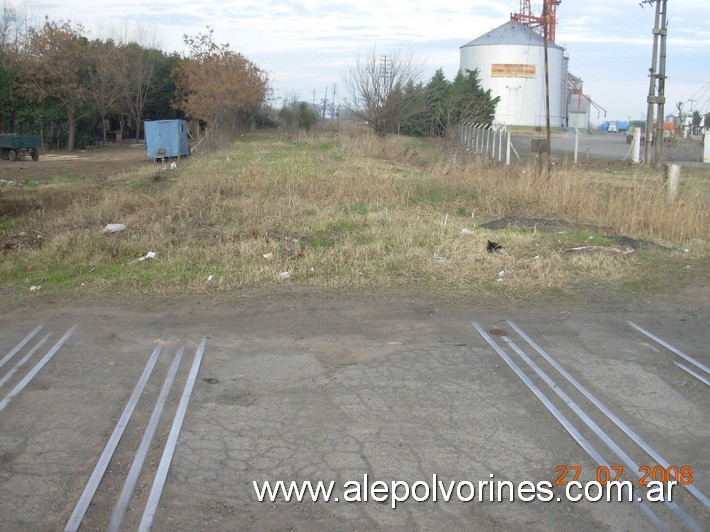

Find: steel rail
[502,334,699,531]
[64,345,163,532]
[108,347,184,532]
[471,322,667,531]
[507,320,710,509]
[0,326,75,413]
[628,321,710,375]
[0,333,51,389]
[673,361,710,386]
[0,324,43,370]
[139,337,206,532]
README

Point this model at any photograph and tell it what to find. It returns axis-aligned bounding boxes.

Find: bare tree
[122,42,158,142]
[343,47,423,136]
[87,39,127,143]
[0,1,33,67]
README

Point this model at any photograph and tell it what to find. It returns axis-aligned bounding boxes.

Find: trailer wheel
[8,149,17,162]
[31,148,39,161]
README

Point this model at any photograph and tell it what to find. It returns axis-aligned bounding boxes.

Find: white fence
[459,123,514,165]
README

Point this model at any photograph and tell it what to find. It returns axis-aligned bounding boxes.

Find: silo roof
[461,20,563,50]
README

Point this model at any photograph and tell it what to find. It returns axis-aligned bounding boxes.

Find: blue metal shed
[144,119,190,161]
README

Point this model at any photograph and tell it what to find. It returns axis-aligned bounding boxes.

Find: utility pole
[332,83,338,120]
[380,55,391,94]
[642,0,668,167]
[542,1,552,164]
[322,85,328,118]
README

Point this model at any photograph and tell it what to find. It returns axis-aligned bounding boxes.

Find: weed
[338,202,369,216]
[0,128,707,300]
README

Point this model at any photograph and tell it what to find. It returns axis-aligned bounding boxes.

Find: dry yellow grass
[1,126,707,299]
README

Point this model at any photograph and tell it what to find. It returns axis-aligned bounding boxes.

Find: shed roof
[461,20,563,50]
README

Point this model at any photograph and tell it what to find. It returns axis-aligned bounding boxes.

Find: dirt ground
[0,142,154,183]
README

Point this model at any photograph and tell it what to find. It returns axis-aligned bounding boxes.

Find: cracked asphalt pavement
[0,288,708,530]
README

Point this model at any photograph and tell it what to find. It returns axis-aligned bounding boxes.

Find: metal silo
[460,21,565,128]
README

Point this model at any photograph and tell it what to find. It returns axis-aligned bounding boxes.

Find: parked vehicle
[0,134,41,161]
[625,121,675,144]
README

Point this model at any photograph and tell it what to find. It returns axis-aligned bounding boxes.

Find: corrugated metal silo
[460,21,565,128]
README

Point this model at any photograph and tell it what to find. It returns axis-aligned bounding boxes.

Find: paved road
[0,291,708,531]
[510,131,707,165]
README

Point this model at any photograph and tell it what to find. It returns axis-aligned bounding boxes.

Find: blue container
[144,119,190,160]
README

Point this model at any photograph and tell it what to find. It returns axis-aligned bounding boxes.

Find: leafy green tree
[278,100,319,134]
[144,51,181,120]
[691,111,701,134]
[402,68,499,139]
[423,68,451,137]
[22,19,92,150]
[0,65,15,131]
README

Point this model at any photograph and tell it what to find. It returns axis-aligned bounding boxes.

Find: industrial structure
[460,21,565,129]
[460,1,600,130]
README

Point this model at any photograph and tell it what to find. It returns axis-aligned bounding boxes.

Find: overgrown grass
[1,126,708,300]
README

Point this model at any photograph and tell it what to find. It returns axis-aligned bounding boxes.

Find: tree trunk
[134,114,141,142]
[117,115,124,144]
[101,115,108,144]
[66,107,76,151]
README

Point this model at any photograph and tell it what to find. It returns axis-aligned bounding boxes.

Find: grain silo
[460,21,565,129]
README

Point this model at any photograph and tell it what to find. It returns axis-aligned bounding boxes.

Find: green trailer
[0,134,42,161]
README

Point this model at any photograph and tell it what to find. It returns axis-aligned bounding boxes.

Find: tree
[691,111,701,135]
[143,51,181,121]
[398,69,499,140]
[122,42,159,141]
[422,68,451,137]
[87,39,127,143]
[174,28,269,133]
[0,1,30,67]
[443,69,499,137]
[0,2,30,131]
[343,47,423,136]
[22,19,92,150]
[278,99,319,134]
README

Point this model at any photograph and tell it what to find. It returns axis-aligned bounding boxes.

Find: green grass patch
[1,130,708,301]
[337,202,369,216]
[0,218,21,231]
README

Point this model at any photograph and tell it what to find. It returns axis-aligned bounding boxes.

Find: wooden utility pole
[643,0,668,167]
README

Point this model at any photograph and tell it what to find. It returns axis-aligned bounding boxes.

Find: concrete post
[574,128,579,164]
[632,127,642,164]
[704,131,710,163]
[498,127,504,162]
[506,131,511,165]
[665,163,680,201]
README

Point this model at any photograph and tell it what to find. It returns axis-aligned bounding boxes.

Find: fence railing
[459,123,513,165]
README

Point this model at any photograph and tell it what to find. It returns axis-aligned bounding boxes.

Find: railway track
[1,314,706,530]
[472,319,709,531]
[0,326,206,531]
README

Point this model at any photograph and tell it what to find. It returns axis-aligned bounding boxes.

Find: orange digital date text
[554,465,694,485]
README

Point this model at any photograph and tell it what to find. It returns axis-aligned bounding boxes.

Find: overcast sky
[28,0,710,123]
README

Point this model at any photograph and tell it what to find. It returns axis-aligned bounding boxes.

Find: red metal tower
[511,0,561,43]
